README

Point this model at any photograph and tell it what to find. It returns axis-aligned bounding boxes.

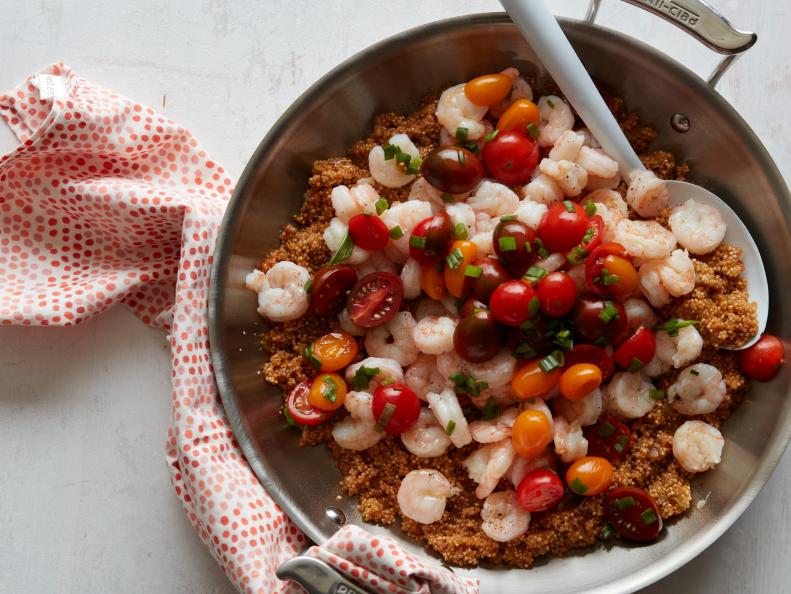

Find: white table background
[1,1,789,592]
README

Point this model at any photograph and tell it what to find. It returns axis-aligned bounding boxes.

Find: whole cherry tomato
[585,242,638,299]
[739,334,785,381]
[286,381,334,426]
[347,214,389,250]
[512,409,553,458]
[409,212,453,264]
[464,73,513,106]
[482,130,540,185]
[490,280,538,326]
[347,272,403,328]
[613,327,656,372]
[454,304,503,363]
[310,264,357,316]
[585,417,632,461]
[566,456,614,496]
[516,469,565,512]
[496,99,541,134]
[443,240,478,298]
[421,146,485,194]
[537,201,589,253]
[306,331,359,372]
[371,383,421,435]
[471,256,513,302]
[537,271,577,317]
[604,486,663,542]
[511,357,561,399]
[563,343,615,381]
[493,219,537,276]
[308,372,347,411]
[572,296,627,345]
[420,262,446,300]
[559,363,603,401]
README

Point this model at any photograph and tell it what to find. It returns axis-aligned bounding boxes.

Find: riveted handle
[277,555,372,594]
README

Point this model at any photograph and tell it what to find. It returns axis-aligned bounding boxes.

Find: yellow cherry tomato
[559,363,603,401]
[464,73,513,106]
[496,99,541,135]
[602,254,639,299]
[443,240,478,298]
[512,409,553,459]
[420,263,446,301]
[308,331,358,372]
[308,372,347,411]
[566,456,614,496]
[511,358,561,400]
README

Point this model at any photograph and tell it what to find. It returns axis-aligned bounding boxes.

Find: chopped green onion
[450,372,488,397]
[323,376,338,403]
[464,264,483,278]
[627,357,644,372]
[383,143,421,174]
[563,200,575,213]
[380,377,394,387]
[484,129,500,142]
[500,214,517,222]
[601,525,615,539]
[640,508,659,525]
[594,336,611,347]
[524,265,547,283]
[328,231,355,264]
[375,198,389,215]
[383,144,397,160]
[283,405,300,428]
[613,434,628,453]
[520,320,536,332]
[441,192,455,203]
[373,402,396,432]
[534,237,550,258]
[455,127,469,141]
[498,236,517,252]
[445,420,457,436]
[584,200,596,217]
[351,366,381,391]
[457,150,466,167]
[524,240,532,253]
[528,296,540,318]
[547,98,556,108]
[304,279,313,293]
[596,268,620,286]
[539,350,564,373]
[553,328,574,350]
[408,156,422,174]
[597,421,616,438]
[303,343,321,369]
[409,235,426,249]
[570,477,587,494]
[649,388,665,401]
[446,248,463,270]
[567,246,588,265]
[614,496,636,510]
[454,222,468,240]
[599,301,620,323]
[582,226,595,244]
[690,369,700,376]
[526,122,539,139]
[659,318,698,337]
[515,342,538,359]
[389,226,404,240]
[482,397,501,420]
[460,141,479,154]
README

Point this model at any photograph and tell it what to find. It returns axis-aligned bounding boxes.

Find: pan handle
[277,555,372,594]
[584,0,757,87]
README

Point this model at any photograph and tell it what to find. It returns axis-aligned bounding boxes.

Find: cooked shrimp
[415,298,449,321]
[413,315,457,355]
[537,95,574,147]
[246,261,310,322]
[590,202,620,243]
[534,252,567,274]
[408,176,469,213]
[397,469,456,524]
[364,311,419,367]
[330,182,381,223]
[626,170,669,217]
[614,219,677,260]
[623,298,658,331]
[514,198,548,230]
[638,249,696,307]
[549,129,584,161]
[405,354,447,401]
[539,158,588,197]
[353,249,396,277]
[552,388,603,426]
[586,171,621,191]
[481,490,531,542]
[508,451,556,487]
[331,391,383,451]
[436,83,489,140]
[400,257,421,299]
[338,308,365,336]
[469,407,521,443]
[468,180,520,218]
[671,325,703,368]
[642,329,675,377]
[427,388,472,448]
[464,438,517,499]
[587,188,628,217]
[668,363,726,415]
[344,357,404,392]
[553,416,588,463]
[437,348,517,389]
[445,202,476,238]
[368,134,420,188]
[324,217,370,265]
[523,173,564,205]
[523,397,554,432]
[577,127,601,148]
[401,407,453,457]
[470,383,518,410]
[606,371,657,419]
[576,146,619,179]
[672,420,724,473]
[668,199,727,255]
[381,200,433,263]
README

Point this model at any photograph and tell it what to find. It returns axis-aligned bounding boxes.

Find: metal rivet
[671,113,691,133]
[325,506,346,525]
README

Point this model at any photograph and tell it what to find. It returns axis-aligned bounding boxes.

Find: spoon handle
[500,0,644,179]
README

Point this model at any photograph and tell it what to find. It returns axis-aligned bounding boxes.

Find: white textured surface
[1,1,789,593]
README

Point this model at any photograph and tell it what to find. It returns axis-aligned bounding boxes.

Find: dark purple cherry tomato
[481,130,540,185]
[421,146,485,194]
[493,219,537,276]
[585,416,632,461]
[471,256,513,303]
[508,316,554,359]
[613,327,656,372]
[573,296,627,345]
[371,383,421,435]
[490,280,538,326]
[310,264,358,316]
[516,469,565,512]
[409,211,453,264]
[347,272,403,328]
[604,486,663,542]
[563,344,614,381]
[537,201,589,253]
[537,271,577,317]
[286,381,335,426]
[454,305,503,363]
[739,334,785,381]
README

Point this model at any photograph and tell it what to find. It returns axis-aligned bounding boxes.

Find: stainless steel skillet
[209,2,791,592]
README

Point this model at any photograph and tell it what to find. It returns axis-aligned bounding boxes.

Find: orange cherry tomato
[420,263,446,300]
[559,363,603,401]
[566,456,614,496]
[464,73,513,106]
[443,240,478,298]
[308,331,359,372]
[512,409,553,459]
[511,358,561,400]
[496,99,541,134]
[308,372,347,411]
[602,254,639,299]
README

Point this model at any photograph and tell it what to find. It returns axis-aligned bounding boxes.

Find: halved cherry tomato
[537,201,589,253]
[310,264,357,316]
[307,331,358,372]
[482,130,540,185]
[308,372,347,411]
[511,358,561,399]
[516,469,564,512]
[443,240,478,298]
[604,486,663,542]
[585,417,632,461]
[566,456,614,496]
[739,333,785,381]
[409,212,453,264]
[454,303,503,363]
[613,327,656,372]
[348,214,389,250]
[490,280,538,326]
[512,409,553,458]
[347,272,403,328]
[371,383,421,435]
[496,99,541,134]
[421,146,485,194]
[471,256,513,303]
[559,363,602,401]
[567,215,604,265]
[572,296,628,345]
[464,73,513,106]
[537,271,577,317]
[585,242,638,299]
[420,262,446,300]
[563,344,615,381]
[493,219,537,276]
[286,381,334,426]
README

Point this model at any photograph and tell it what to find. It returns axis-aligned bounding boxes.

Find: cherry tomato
[307,331,359,372]
[739,334,785,381]
[371,383,421,435]
[347,213,389,251]
[585,417,632,461]
[508,316,554,359]
[471,256,513,303]
[585,242,638,299]
[566,456,614,496]
[496,99,541,134]
[347,272,403,328]
[537,201,589,253]
[490,280,538,326]
[464,73,513,106]
[516,469,565,512]
[493,219,537,276]
[512,409,553,458]
[420,262,446,300]
[537,271,577,317]
[563,344,615,381]
[604,486,663,542]
[308,372,347,411]
[410,212,453,264]
[511,358,561,399]
[481,130,540,185]
[454,303,503,363]
[559,363,603,401]
[310,264,357,316]
[572,296,627,345]
[567,215,604,265]
[421,146,485,194]
[613,327,656,372]
[286,381,334,426]
[443,240,478,298]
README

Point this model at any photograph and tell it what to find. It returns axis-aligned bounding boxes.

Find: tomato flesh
[421,146,485,194]
[482,130,540,185]
[286,381,334,426]
[739,334,784,381]
[308,372,347,411]
[348,214,389,251]
[511,358,561,400]
[372,383,421,435]
[347,272,403,328]
[496,99,541,134]
[309,331,359,372]
[563,344,615,381]
[566,456,614,496]
[585,417,632,462]
[512,409,553,458]
[585,242,638,298]
[516,469,564,512]
[537,202,590,253]
[559,363,603,401]
[537,271,577,317]
[443,240,477,298]
[613,327,656,372]
[604,486,663,542]
[490,280,538,326]
[310,265,357,316]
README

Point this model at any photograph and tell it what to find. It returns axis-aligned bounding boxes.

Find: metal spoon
[500,0,768,348]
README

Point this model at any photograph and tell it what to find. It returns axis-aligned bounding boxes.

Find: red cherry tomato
[613,327,656,372]
[604,486,663,542]
[567,215,603,264]
[310,265,358,316]
[563,344,615,381]
[481,130,540,185]
[347,272,403,328]
[739,334,785,381]
[537,271,577,317]
[347,214,389,250]
[409,212,453,264]
[516,469,565,512]
[421,146,485,194]
[489,280,538,326]
[537,201,589,253]
[573,296,628,345]
[585,417,632,461]
[286,381,335,426]
[371,383,421,435]
[585,242,639,299]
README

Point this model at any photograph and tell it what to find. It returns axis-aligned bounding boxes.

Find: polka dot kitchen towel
[0,64,478,594]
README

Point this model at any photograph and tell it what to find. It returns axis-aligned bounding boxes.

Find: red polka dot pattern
[0,64,478,594]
